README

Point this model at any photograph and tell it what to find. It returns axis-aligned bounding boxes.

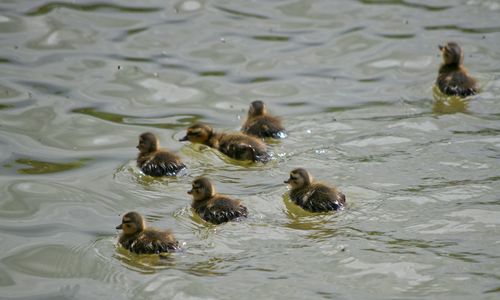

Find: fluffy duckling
[284,168,346,212]
[188,177,248,224]
[436,42,478,97]
[137,132,186,176]
[116,211,180,254]
[241,100,287,139]
[179,123,270,162]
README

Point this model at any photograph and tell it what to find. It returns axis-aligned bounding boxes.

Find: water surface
[1,0,500,299]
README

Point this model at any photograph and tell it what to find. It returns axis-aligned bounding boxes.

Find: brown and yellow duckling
[436,42,478,97]
[136,132,186,176]
[284,168,346,212]
[241,100,287,139]
[179,123,270,162]
[188,177,248,224]
[116,211,180,254]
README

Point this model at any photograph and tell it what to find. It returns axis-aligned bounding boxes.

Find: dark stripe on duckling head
[284,173,296,184]
[138,132,159,154]
[190,177,216,200]
[180,123,213,143]
[116,216,132,229]
[440,42,463,65]
[119,211,145,232]
[290,168,313,185]
[249,100,267,117]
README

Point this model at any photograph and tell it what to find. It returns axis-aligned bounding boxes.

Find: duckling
[179,123,270,162]
[116,211,180,254]
[136,132,186,176]
[241,100,287,139]
[284,168,346,212]
[436,42,478,97]
[188,177,248,224]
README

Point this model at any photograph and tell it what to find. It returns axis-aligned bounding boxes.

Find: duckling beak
[284,179,291,184]
[116,223,123,230]
[179,135,189,142]
[438,45,444,51]
[187,189,193,195]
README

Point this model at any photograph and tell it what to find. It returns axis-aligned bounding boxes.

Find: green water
[0,1,499,299]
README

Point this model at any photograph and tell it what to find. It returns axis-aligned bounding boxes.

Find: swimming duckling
[179,123,270,162]
[284,168,346,212]
[436,42,478,97]
[116,211,180,254]
[241,100,287,139]
[188,177,248,224]
[137,132,186,176]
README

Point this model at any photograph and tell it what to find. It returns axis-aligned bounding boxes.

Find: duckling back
[194,195,248,224]
[137,151,186,176]
[290,184,345,212]
[218,133,270,162]
[437,66,477,97]
[119,229,180,254]
[242,116,287,139]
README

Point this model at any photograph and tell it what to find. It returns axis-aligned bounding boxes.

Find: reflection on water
[0,0,500,299]
[12,158,89,174]
[432,85,470,114]
[114,247,177,274]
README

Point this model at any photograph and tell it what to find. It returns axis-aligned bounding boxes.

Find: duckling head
[439,42,463,66]
[179,123,213,144]
[284,168,313,189]
[137,132,159,155]
[116,211,145,235]
[188,176,215,202]
[248,100,267,117]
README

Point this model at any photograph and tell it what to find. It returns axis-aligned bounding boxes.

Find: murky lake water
[1,0,500,299]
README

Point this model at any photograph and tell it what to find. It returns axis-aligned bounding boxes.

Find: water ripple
[25,2,162,16]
